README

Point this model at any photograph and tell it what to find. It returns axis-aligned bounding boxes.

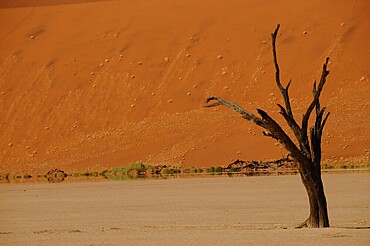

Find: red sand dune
[0,0,369,173]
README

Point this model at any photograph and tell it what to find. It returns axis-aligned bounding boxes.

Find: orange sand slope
[0,0,369,173]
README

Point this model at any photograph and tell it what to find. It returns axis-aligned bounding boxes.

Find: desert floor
[0,173,369,245]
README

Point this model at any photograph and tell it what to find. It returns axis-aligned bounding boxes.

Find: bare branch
[302,58,330,136]
[271,24,306,154]
[311,105,330,167]
[286,79,292,91]
[271,24,282,90]
[300,58,330,160]
[271,24,295,119]
[204,101,221,107]
[315,107,326,130]
[310,126,320,165]
[262,131,279,141]
[277,104,301,136]
[205,97,265,127]
[321,112,330,131]
[205,96,308,167]
[257,109,308,166]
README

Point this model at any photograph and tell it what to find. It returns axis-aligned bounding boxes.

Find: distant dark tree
[205,25,330,228]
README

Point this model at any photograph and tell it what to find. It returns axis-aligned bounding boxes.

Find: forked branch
[271,25,303,148]
[272,25,295,119]
[302,58,330,138]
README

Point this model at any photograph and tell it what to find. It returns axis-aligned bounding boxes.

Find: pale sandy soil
[0,0,369,174]
[0,173,369,245]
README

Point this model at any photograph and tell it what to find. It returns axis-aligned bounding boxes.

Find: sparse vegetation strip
[1,159,369,184]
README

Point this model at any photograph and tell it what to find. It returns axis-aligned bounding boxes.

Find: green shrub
[229,167,240,173]
[100,162,152,177]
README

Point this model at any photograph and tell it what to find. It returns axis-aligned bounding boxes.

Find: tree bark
[298,162,329,228]
[205,24,331,228]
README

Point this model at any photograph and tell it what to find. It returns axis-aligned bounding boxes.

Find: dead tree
[205,24,330,228]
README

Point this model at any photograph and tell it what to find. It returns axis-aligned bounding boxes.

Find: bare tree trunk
[205,24,331,228]
[298,162,329,228]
